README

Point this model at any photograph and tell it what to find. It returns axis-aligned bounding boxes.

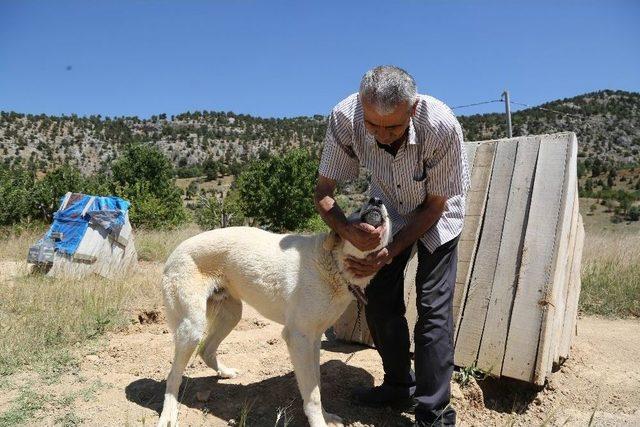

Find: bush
[0,165,38,225]
[628,205,640,221]
[111,144,187,228]
[236,149,318,232]
[193,189,245,230]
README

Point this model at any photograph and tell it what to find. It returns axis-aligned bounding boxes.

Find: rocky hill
[1,90,639,177]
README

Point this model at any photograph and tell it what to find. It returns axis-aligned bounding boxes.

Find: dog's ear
[322,230,341,251]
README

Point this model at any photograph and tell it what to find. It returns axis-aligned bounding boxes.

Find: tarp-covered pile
[28,192,137,279]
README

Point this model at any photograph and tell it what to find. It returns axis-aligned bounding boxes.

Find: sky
[1,1,639,119]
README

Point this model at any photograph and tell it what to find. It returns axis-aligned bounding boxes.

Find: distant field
[579,198,640,317]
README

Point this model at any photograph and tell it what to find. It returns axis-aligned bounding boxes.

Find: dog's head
[323,197,392,255]
[358,197,388,229]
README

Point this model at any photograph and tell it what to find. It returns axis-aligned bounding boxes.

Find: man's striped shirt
[319,93,470,253]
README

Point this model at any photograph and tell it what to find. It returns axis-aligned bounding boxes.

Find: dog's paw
[323,411,344,427]
[217,367,240,379]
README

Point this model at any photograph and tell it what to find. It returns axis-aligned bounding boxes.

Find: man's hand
[345,247,392,278]
[340,221,385,251]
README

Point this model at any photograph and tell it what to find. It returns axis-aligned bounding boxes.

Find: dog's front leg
[283,328,343,427]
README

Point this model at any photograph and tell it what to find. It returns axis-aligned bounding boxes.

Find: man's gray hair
[359,65,418,114]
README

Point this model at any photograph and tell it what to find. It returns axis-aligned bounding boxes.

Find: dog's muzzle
[360,198,385,228]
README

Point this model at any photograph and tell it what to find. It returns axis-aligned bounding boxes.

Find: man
[314,65,469,426]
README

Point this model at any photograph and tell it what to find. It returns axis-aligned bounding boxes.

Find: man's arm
[314,175,384,251]
[387,194,446,258]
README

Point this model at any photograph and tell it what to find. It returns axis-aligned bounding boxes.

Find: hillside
[1,90,639,178]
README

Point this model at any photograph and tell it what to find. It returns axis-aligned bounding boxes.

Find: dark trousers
[365,237,458,425]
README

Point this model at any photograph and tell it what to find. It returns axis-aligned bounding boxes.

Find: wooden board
[455,140,517,369]
[552,185,579,366]
[501,139,570,383]
[452,142,496,335]
[476,138,541,374]
[534,134,577,383]
[404,246,419,352]
[558,214,584,359]
[465,141,480,173]
[334,299,372,344]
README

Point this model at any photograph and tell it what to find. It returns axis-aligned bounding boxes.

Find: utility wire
[451,99,502,110]
[509,100,596,121]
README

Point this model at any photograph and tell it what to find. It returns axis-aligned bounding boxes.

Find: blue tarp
[45,194,131,256]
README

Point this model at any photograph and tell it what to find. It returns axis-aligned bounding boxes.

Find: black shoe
[351,382,416,409]
[414,406,457,426]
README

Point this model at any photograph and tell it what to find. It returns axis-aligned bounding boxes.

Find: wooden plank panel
[452,142,497,334]
[535,134,577,384]
[558,214,584,359]
[552,185,580,365]
[465,142,480,172]
[455,141,517,368]
[334,299,372,344]
[404,246,419,352]
[501,139,569,382]
[476,138,541,374]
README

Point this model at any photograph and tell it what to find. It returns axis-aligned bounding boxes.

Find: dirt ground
[4,302,639,427]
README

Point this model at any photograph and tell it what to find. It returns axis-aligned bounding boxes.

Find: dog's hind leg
[158,316,205,427]
[200,296,242,379]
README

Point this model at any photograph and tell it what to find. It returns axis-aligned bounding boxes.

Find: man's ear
[410,100,418,116]
[323,230,341,251]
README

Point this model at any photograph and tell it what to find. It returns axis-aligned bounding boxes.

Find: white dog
[157,198,391,427]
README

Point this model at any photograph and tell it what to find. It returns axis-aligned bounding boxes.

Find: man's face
[361,98,416,145]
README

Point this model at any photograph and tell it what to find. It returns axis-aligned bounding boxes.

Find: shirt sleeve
[318,108,360,181]
[424,119,468,198]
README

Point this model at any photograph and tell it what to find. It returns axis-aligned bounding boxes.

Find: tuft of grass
[237,399,256,427]
[0,388,47,427]
[579,232,640,317]
[54,411,83,427]
[453,360,487,387]
[134,224,201,262]
[0,261,162,376]
[274,400,295,426]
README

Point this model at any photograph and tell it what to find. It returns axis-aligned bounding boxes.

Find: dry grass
[135,224,201,262]
[0,259,162,376]
[0,224,48,262]
[0,222,198,377]
[580,231,640,317]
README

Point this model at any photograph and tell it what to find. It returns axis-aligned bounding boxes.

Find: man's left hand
[346,247,392,278]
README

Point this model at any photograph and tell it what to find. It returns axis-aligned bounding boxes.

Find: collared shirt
[319,93,470,253]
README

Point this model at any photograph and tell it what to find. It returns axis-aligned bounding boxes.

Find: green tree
[194,189,245,230]
[202,157,220,181]
[0,165,38,225]
[111,143,186,228]
[236,149,318,231]
[185,180,199,199]
[33,164,85,220]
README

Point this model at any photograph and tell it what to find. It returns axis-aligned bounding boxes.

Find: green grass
[0,388,47,427]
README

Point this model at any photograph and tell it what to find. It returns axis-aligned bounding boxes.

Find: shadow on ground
[126,359,414,426]
[478,376,540,414]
